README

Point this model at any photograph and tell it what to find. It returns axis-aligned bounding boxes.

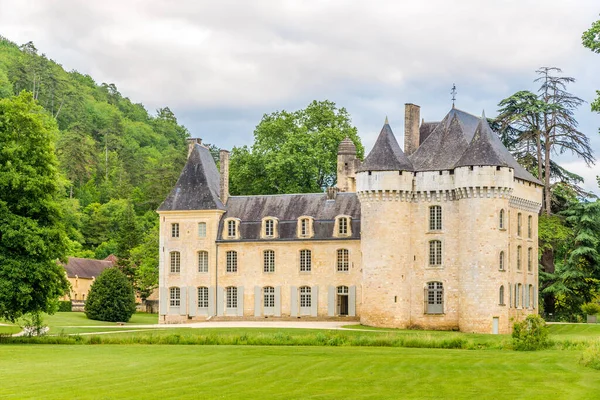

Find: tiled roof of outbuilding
[63,257,114,279]
[357,122,413,172]
[158,144,225,211]
[217,192,361,241]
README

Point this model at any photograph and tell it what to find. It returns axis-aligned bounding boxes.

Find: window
[426,282,443,314]
[499,251,505,271]
[429,240,442,266]
[198,251,208,273]
[517,213,522,236]
[518,283,523,308]
[170,251,181,273]
[227,220,237,238]
[265,219,274,237]
[226,251,238,273]
[527,248,532,272]
[300,218,310,237]
[300,250,312,272]
[499,209,505,229]
[198,286,209,308]
[499,285,505,305]
[429,206,442,231]
[514,284,518,308]
[337,286,349,295]
[198,222,206,238]
[263,286,275,308]
[171,223,179,238]
[338,217,350,236]
[337,249,349,272]
[263,250,275,273]
[517,246,522,270]
[528,215,532,239]
[300,286,311,308]
[226,286,237,308]
[169,287,180,307]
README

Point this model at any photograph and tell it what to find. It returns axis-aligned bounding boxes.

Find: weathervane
[451,84,457,108]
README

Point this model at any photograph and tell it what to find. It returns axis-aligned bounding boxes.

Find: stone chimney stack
[187,138,202,158]
[404,104,420,156]
[219,149,230,204]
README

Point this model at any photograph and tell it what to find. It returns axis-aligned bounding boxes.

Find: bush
[512,314,549,351]
[580,341,600,370]
[581,302,600,315]
[85,267,136,322]
[58,301,72,312]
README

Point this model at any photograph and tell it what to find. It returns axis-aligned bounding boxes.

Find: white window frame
[170,251,181,273]
[198,222,207,238]
[429,240,442,267]
[263,250,275,273]
[527,247,532,272]
[227,220,237,238]
[499,285,505,305]
[300,249,312,272]
[499,209,505,230]
[429,205,442,231]
[426,282,444,314]
[171,223,180,238]
[337,249,349,272]
[300,286,311,308]
[528,215,532,239]
[169,287,180,307]
[517,213,522,237]
[226,286,237,309]
[198,286,209,308]
[226,251,238,273]
[263,286,275,308]
[517,246,522,270]
[198,250,208,273]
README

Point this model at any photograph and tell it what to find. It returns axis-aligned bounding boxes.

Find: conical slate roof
[357,121,414,172]
[158,143,225,211]
[338,137,357,155]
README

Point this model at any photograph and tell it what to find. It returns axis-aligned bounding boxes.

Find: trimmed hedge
[57,301,72,312]
[85,267,136,322]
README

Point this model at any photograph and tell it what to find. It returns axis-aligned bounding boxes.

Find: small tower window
[517,213,522,237]
[429,240,442,267]
[499,209,505,230]
[517,246,522,270]
[499,286,505,305]
[527,247,533,272]
[528,215,532,239]
[429,206,442,231]
[499,251,505,271]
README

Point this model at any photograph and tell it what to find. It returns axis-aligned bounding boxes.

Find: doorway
[492,317,499,334]
[337,286,349,316]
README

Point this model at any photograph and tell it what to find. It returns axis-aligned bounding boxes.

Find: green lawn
[0,325,20,335]
[0,345,597,399]
[43,311,157,330]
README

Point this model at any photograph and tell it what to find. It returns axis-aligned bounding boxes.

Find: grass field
[0,345,598,399]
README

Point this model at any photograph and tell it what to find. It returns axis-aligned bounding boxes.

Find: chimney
[219,149,230,204]
[404,104,420,156]
[187,138,202,158]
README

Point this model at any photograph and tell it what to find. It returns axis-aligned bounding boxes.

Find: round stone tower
[337,137,359,192]
[356,119,415,328]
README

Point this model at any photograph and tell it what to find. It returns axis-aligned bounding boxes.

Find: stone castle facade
[157,104,543,334]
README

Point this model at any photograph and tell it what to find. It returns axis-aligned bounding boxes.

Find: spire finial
[481,110,486,119]
[384,115,389,125]
[451,83,457,108]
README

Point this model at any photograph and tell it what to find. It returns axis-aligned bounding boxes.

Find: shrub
[58,301,72,312]
[512,314,549,351]
[19,312,47,337]
[581,302,600,316]
[580,341,600,370]
[85,267,136,322]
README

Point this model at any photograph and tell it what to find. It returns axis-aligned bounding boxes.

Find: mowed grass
[43,311,157,330]
[0,345,598,399]
[0,325,20,335]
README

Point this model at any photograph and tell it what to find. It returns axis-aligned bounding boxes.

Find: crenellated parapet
[509,196,542,213]
[357,189,413,202]
[454,186,513,200]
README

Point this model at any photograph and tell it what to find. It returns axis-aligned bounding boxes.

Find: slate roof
[419,121,439,144]
[357,122,414,172]
[338,137,357,155]
[158,143,225,211]
[217,192,361,241]
[63,257,114,279]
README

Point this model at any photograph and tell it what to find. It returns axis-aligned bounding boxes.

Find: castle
[157,104,543,334]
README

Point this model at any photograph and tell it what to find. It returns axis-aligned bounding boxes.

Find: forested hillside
[0,36,189,297]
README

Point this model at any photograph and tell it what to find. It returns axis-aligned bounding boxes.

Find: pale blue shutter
[179,287,187,316]
[188,286,197,317]
[290,286,298,317]
[254,286,261,317]
[311,286,318,317]
[533,285,537,309]
[525,285,529,308]
[208,287,216,316]
[237,286,244,316]
[327,286,335,317]
[274,286,281,317]
[349,285,356,317]
[159,287,167,315]
[508,283,512,308]
[217,287,224,316]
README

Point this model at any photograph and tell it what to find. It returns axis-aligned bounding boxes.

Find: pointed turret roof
[357,120,414,172]
[455,112,508,168]
[158,143,225,211]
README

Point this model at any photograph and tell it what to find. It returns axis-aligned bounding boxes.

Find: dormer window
[261,217,278,239]
[297,216,314,238]
[223,218,241,240]
[334,215,352,238]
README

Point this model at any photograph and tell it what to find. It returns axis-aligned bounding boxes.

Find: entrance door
[299,286,311,315]
[337,286,349,316]
[492,317,499,334]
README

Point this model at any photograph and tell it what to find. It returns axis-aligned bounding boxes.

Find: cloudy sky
[1,0,599,193]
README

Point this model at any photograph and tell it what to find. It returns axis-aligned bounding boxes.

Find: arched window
[517,246,522,270]
[226,286,237,308]
[226,251,238,273]
[263,286,275,308]
[499,209,505,229]
[429,206,442,231]
[198,251,208,273]
[499,251,505,271]
[528,215,532,238]
[300,249,312,272]
[169,287,180,307]
[499,285,505,305]
[429,240,442,266]
[170,251,181,273]
[527,248,533,272]
[263,250,275,273]
[517,213,522,236]
[426,282,443,314]
[337,249,349,272]
[198,286,209,308]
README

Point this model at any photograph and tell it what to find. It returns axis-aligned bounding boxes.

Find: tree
[0,92,70,321]
[583,16,600,184]
[130,225,159,302]
[85,267,136,322]
[55,122,96,197]
[230,100,364,195]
